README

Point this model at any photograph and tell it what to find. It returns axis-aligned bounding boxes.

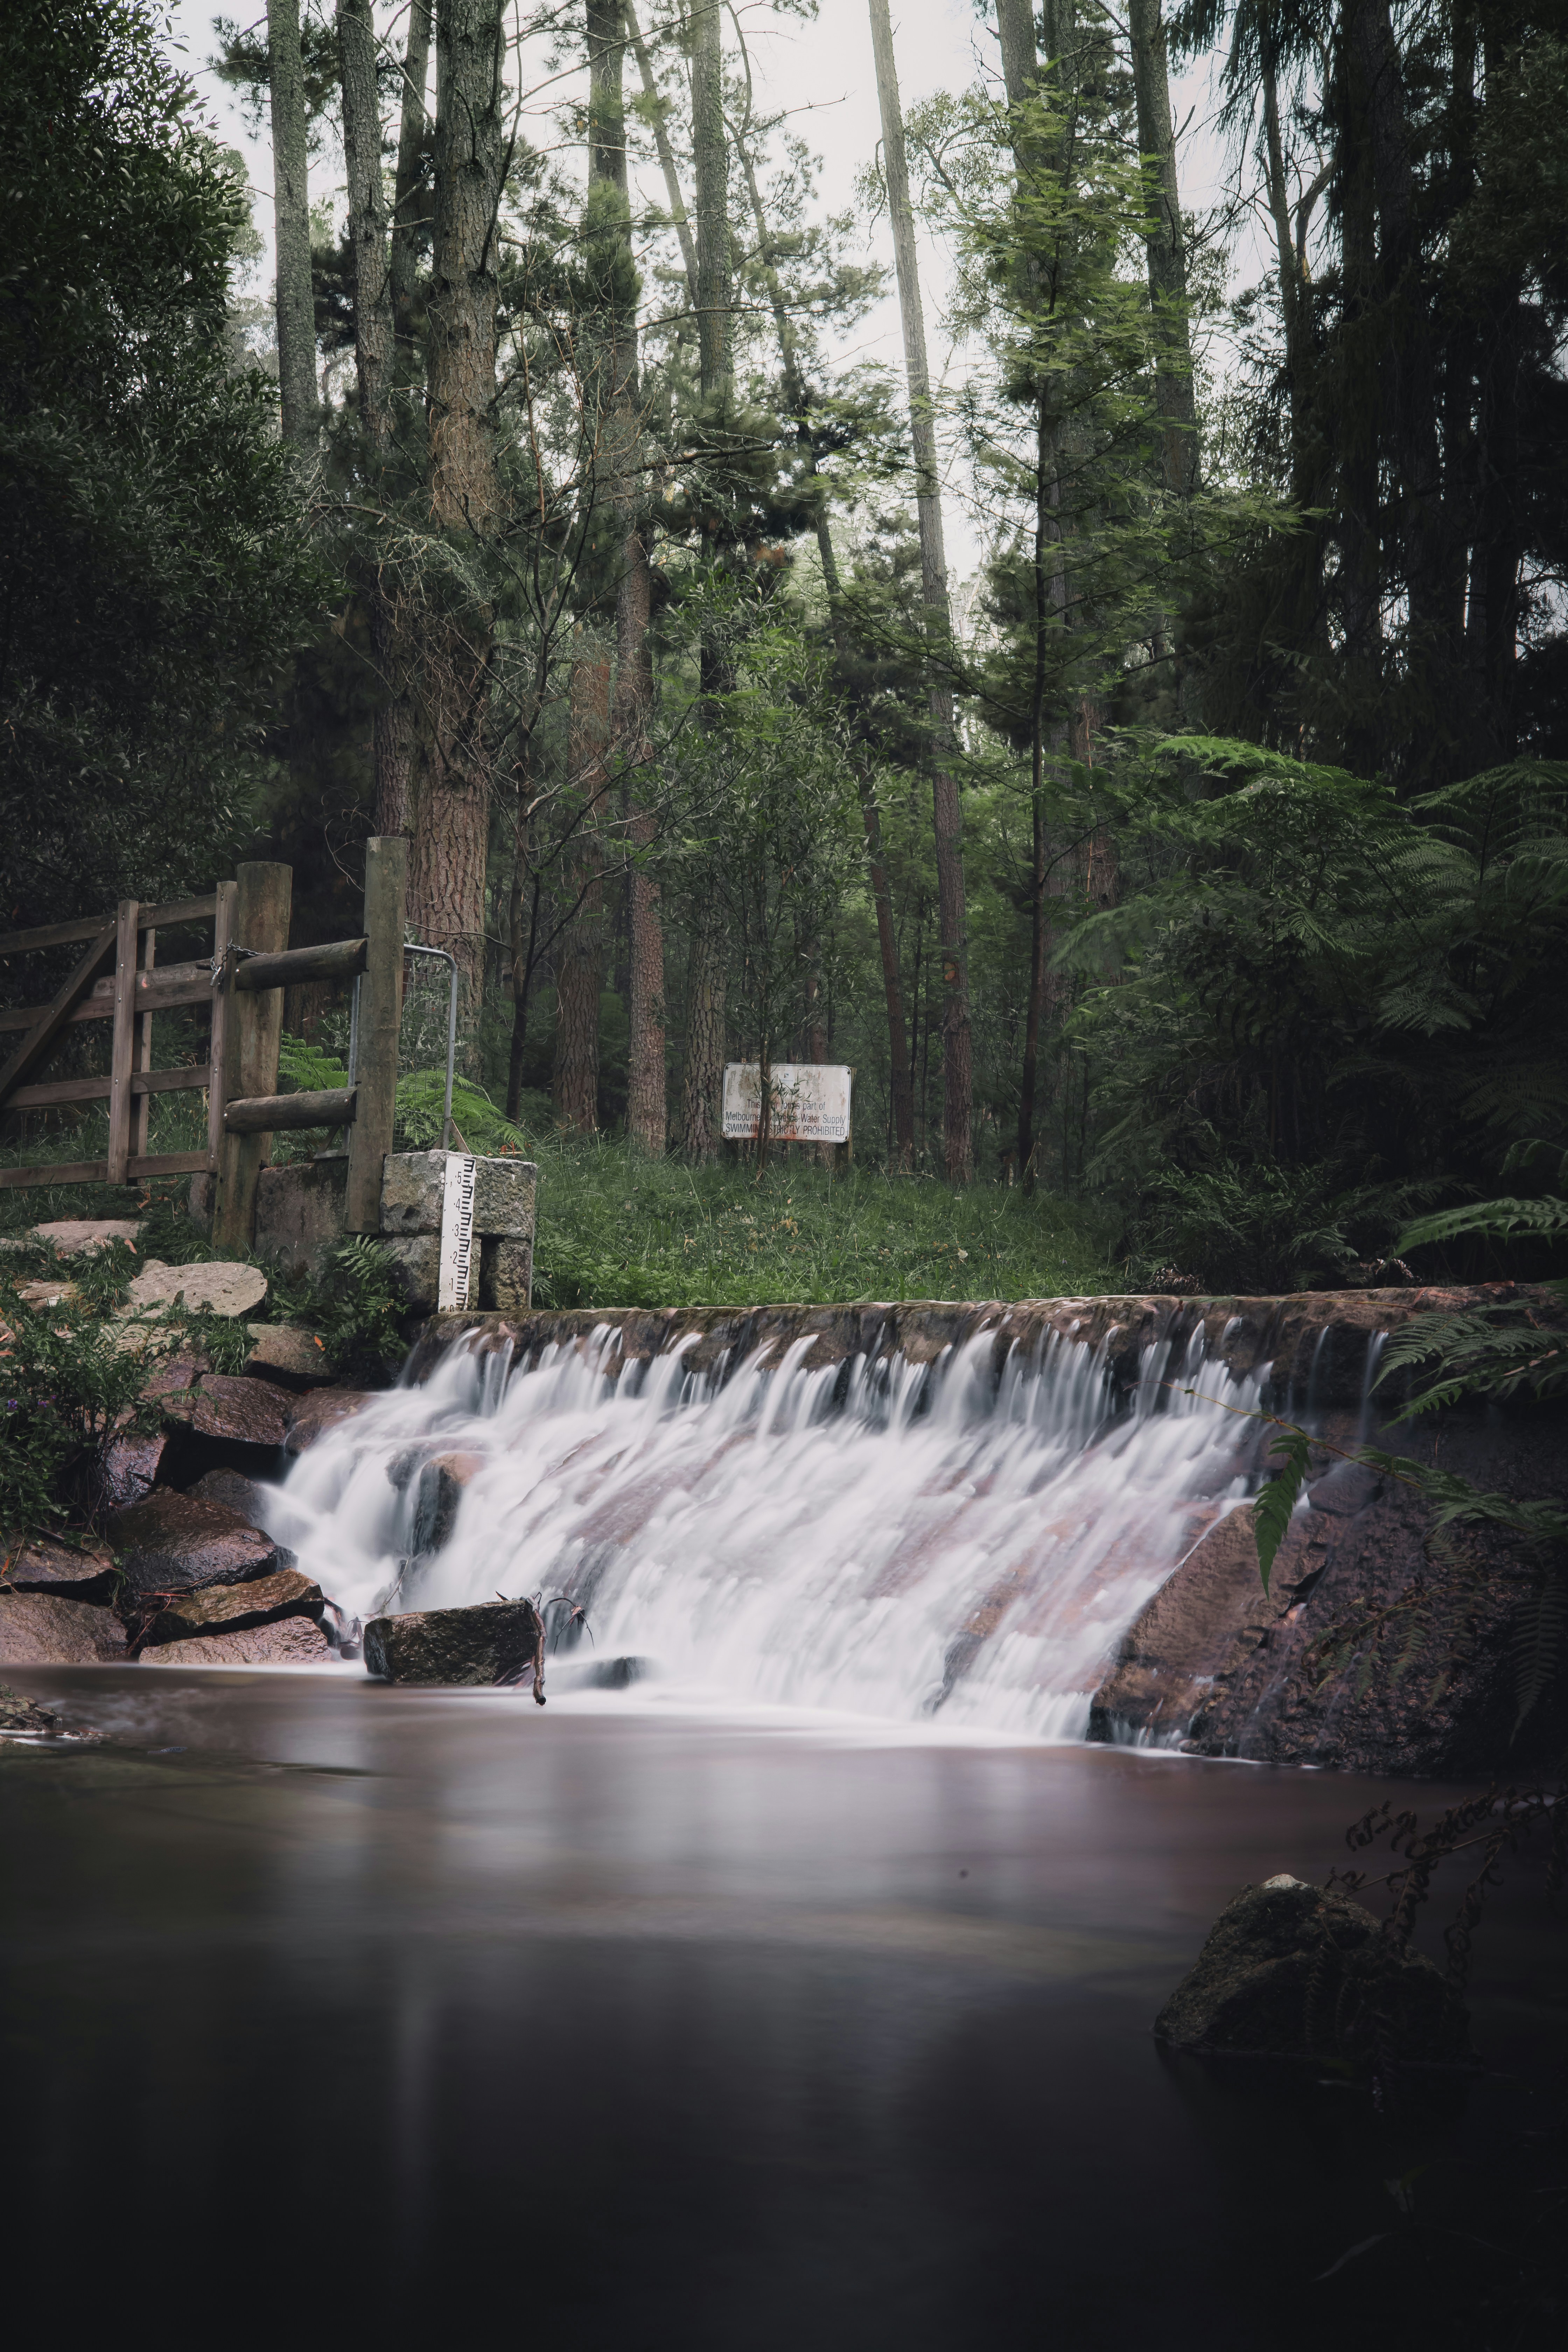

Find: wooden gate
[0,837,407,1247]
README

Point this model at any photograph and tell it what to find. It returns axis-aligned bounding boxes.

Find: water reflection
[2,1674,1559,2348]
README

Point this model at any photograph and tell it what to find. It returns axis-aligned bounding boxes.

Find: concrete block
[479,1235,533,1313]
[380,1150,448,1235]
[254,1156,348,1279]
[472,1156,537,1239]
[382,1231,440,1312]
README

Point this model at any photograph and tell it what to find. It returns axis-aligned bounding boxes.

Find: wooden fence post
[212,862,292,1252]
[105,898,139,1186]
[345,835,408,1232]
[206,881,237,1179]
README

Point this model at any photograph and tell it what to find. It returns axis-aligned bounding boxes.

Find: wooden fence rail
[0,841,407,1250]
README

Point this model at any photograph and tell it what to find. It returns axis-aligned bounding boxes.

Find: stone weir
[409,1287,1568,1780]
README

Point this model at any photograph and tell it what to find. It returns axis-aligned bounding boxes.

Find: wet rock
[136,1564,325,1650]
[139,1616,335,1667]
[1089,1505,1329,1749]
[244,1323,338,1386]
[364,1598,545,1689]
[2,1534,117,1603]
[170,1373,289,1452]
[0,1590,130,1663]
[0,1680,105,1744]
[1155,1874,1472,2065]
[109,1490,290,1594]
[123,1259,268,1320]
[406,1451,482,1553]
[320,1599,363,1660]
[282,1388,373,1457]
[92,1428,171,1512]
[29,1219,141,1258]
[188,1468,280,1535]
[1,1682,62,1732]
[1305,1459,1385,1516]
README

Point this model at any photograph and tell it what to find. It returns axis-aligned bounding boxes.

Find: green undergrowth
[523,1136,1119,1310]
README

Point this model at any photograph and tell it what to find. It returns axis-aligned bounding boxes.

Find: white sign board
[722,1063,852,1144]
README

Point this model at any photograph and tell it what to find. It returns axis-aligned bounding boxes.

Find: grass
[3,1103,1122,1310]
[524,1135,1120,1309]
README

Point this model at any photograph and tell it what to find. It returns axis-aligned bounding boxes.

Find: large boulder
[1154,1874,1472,2065]
[244,1323,338,1386]
[2,1533,117,1602]
[123,1259,268,1320]
[188,1468,280,1536]
[109,1490,292,1594]
[0,1590,129,1663]
[92,1428,171,1512]
[282,1388,373,1457]
[139,1617,334,1667]
[136,1564,326,1651]
[364,1598,544,1692]
[29,1219,141,1257]
[167,1373,289,1453]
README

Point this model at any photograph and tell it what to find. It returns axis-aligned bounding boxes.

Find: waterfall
[275,1320,1271,1737]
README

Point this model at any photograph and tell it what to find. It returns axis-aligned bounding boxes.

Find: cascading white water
[272,1318,1272,1738]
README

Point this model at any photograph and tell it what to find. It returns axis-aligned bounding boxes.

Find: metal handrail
[400,944,460,1152]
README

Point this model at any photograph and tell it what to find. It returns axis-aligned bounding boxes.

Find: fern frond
[1397,1195,1568,1251]
[1512,1569,1568,1736]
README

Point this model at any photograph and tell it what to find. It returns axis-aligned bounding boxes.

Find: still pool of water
[2,1670,1561,2350]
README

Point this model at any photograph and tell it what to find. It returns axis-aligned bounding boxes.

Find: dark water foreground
[2,1671,1561,2351]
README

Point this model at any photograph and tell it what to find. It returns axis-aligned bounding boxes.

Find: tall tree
[407,0,506,1024]
[728,90,916,1164]
[1127,0,1198,496]
[267,0,318,446]
[338,0,392,445]
[679,0,734,1163]
[553,647,610,1129]
[626,0,698,297]
[391,1,434,360]
[588,0,667,1151]
[868,0,972,1182]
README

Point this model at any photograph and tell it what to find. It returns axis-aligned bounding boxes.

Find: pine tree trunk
[408,0,504,1033]
[691,2,731,395]
[338,0,392,443]
[677,0,732,1162]
[1127,0,1198,495]
[338,1,413,840]
[356,0,430,840]
[626,0,698,300]
[553,654,610,1133]
[679,911,727,1162]
[268,0,317,447]
[590,0,666,1150]
[391,2,434,357]
[868,0,972,1183]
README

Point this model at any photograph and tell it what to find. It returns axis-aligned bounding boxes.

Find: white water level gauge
[437,1152,478,1311]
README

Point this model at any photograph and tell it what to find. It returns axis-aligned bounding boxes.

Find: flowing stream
[278,1319,1272,1734]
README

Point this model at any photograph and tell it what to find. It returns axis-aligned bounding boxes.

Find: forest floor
[1,1134,1121,1309]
